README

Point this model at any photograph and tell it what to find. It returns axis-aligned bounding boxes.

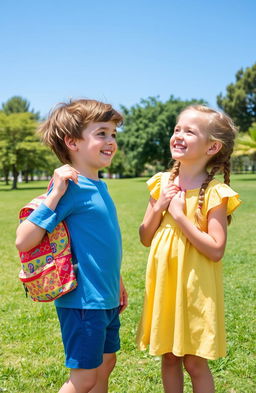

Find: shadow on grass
[0,187,47,192]
[132,177,149,182]
[236,177,256,182]
[107,177,148,183]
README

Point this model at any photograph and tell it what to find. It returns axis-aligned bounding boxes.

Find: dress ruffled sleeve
[206,183,241,216]
[146,172,162,200]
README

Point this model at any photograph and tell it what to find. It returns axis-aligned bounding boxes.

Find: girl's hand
[51,165,80,197]
[139,183,180,247]
[168,190,186,219]
[155,183,181,212]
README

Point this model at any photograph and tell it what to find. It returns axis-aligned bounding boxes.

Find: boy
[16,99,128,393]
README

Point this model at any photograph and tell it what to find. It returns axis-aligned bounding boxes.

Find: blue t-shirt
[27,175,122,309]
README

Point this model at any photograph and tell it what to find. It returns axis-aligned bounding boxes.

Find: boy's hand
[155,183,180,212]
[119,277,128,314]
[168,190,186,219]
[52,165,80,197]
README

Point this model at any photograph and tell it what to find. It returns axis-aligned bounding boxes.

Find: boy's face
[74,121,118,170]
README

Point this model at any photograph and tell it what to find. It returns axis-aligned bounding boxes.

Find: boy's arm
[16,165,79,253]
[119,276,128,313]
[16,191,65,252]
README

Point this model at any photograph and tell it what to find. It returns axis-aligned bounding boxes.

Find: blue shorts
[56,307,121,369]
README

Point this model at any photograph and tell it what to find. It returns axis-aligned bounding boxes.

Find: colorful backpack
[18,191,77,302]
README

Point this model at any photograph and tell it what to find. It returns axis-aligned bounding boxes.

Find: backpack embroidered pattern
[18,194,77,302]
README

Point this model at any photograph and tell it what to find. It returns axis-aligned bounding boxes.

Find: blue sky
[0,0,255,118]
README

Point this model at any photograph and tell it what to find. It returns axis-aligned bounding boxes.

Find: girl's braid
[223,158,232,224]
[169,160,180,183]
[195,165,222,227]
[223,158,231,186]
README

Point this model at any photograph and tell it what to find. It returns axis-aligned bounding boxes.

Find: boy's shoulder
[49,176,107,195]
[63,177,108,201]
[72,176,107,190]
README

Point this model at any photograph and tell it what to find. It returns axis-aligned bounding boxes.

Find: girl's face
[170,110,214,163]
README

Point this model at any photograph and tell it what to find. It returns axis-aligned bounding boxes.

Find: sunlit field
[0,175,255,393]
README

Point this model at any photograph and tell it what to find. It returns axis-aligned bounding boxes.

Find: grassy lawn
[0,175,255,393]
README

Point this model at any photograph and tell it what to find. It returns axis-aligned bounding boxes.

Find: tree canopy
[217,63,256,132]
[0,112,38,188]
[0,97,58,188]
[2,96,40,120]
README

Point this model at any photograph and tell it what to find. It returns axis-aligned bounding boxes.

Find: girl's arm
[16,165,79,252]
[168,191,228,262]
[139,197,165,247]
[139,184,180,247]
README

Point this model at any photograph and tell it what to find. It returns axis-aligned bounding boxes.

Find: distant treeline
[0,63,255,188]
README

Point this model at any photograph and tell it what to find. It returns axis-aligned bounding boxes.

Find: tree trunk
[4,168,9,185]
[12,165,19,190]
[21,170,30,183]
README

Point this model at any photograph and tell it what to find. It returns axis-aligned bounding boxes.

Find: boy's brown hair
[38,99,123,164]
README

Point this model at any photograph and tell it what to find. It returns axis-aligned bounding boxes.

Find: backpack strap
[19,194,47,222]
[19,178,53,222]
[47,178,54,192]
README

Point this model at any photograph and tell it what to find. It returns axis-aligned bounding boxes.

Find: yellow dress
[137,172,241,360]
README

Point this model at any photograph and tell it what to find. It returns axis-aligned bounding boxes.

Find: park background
[0,1,255,392]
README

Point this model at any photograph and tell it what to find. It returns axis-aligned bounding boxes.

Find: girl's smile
[172,141,186,151]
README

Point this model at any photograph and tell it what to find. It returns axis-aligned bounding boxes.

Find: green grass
[0,175,255,393]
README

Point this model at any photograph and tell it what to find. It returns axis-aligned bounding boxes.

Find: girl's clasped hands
[156,182,186,219]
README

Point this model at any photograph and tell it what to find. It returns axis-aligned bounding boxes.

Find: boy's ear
[207,141,222,156]
[64,136,78,151]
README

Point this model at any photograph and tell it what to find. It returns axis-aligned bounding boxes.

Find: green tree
[119,96,204,176]
[0,112,39,189]
[217,63,256,131]
[0,114,10,184]
[2,96,40,120]
[18,136,60,182]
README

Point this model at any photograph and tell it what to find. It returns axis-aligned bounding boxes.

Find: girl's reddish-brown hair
[169,105,237,226]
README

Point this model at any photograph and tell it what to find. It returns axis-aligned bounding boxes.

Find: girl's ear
[207,141,222,156]
[64,136,78,151]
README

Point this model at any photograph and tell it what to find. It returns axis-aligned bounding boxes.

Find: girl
[137,105,241,393]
